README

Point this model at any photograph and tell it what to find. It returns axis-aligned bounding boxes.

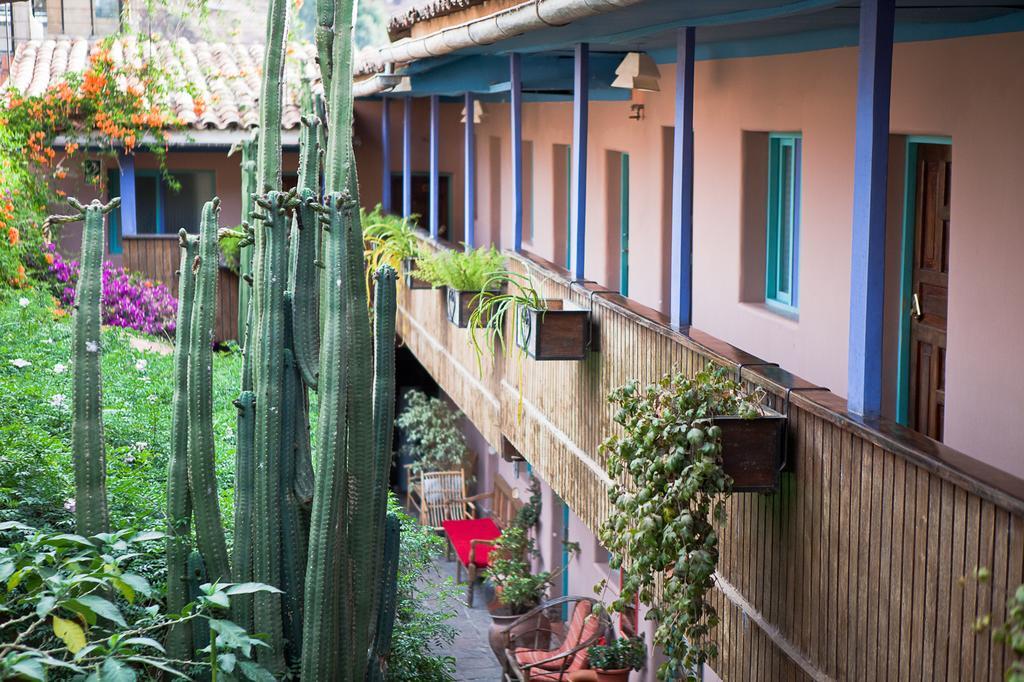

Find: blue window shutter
[766,133,801,310]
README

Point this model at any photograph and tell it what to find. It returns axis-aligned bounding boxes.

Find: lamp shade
[611,52,661,92]
[390,76,412,93]
[460,99,485,123]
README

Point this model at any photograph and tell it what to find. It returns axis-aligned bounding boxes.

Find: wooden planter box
[446,287,498,328]
[515,300,590,361]
[717,411,787,492]
[402,257,432,289]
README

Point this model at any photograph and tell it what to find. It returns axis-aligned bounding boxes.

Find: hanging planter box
[402,258,432,290]
[716,410,787,493]
[515,300,590,361]
[446,287,495,328]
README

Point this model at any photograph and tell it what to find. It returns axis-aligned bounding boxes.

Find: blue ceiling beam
[381,97,392,214]
[569,43,589,281]
[464,92,476,249]
[429,94,440,239]
[670,27,695,329]
[402,96,412,219]
[847,0,894,417]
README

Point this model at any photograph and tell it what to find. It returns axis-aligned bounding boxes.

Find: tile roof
[385,0,488,40]
[1,36,318,131]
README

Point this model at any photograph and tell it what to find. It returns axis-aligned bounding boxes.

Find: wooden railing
[123,235,239,343]
[397,233,1024,681]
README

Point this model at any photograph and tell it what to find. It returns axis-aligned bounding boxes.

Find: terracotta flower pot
[594,669,631,682]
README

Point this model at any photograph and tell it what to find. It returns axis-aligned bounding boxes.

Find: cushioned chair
[503,596,610,681]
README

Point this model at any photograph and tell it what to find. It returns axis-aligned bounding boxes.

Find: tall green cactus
[231,389,256,630]
[187,198,231,583]
[289,110,322,389]
[237,134,258,346]
[60,197,120,537]
[167,230,198,659]
[367,514,401,682]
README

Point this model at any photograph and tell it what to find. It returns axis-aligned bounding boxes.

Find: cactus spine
[66,197,119,537]
[187,198,231,584]
[237,135,258,346]
[167,230,198,659]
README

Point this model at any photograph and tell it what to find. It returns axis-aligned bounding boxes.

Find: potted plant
[467,270,590,362]
[597,364,776,680]
[588,635,647,682]
[395,388,473,485]
[361,205,428,289]
[412,245,505,327]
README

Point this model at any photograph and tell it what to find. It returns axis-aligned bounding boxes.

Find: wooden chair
[407,469,474,530]
[442,475,523,606]
[502,596,610,681]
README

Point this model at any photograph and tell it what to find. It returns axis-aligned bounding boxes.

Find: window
[765,133,801,309]
[107,169,216,254]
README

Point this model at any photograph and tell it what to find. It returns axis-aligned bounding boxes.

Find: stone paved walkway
[426,553,504,681]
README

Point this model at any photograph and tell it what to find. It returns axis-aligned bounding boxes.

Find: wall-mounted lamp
[390,76,412,93]
[610,51,661,92]
[460,99,485,123]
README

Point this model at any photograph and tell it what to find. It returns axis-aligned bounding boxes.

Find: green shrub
[396,389,469,476]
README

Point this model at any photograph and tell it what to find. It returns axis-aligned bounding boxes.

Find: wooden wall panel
[122,235,239,343]
[396,237,1024,681]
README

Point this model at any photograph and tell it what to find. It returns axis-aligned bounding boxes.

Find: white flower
[133,441,148,452]
[18,297,29,308]
[124,454,136,465]
[135,359,147,372]
[63,498,76,512]
[53,363,66,374]
[86,341,99,353]
[148,394,158,403]
[50,394,67,408]
[10,359,31,369]
[42,338,54,345]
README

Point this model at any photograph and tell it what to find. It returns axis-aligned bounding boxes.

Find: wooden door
[908,144,951,441]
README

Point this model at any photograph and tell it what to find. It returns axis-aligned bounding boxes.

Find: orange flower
[7,227,19,246]
[193,97,206,117]
[124,134,136,150]
[66,142,79,155]
[44,252,54,265]
[54,168,67,180]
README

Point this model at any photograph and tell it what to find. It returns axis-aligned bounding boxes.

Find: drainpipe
[354,0,646,97]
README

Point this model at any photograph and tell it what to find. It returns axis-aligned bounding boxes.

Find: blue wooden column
[403,96,412,219]
[429,94,440,239]
[464,92,476,248]
[511,53,523,251]
[118,152,137,238]
[670,27,696,328]
[381,97,392,213]
[847,0,895,416]
[570,43,589,280]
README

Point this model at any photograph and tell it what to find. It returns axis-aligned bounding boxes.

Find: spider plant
[465,269,547,364]
[412,245,505,292]
[362,205,421,295]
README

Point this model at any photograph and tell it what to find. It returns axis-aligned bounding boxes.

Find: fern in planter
[363,206,421,290]
[597,365,764,681]
[412,245,505,291]
[465,269,546,364]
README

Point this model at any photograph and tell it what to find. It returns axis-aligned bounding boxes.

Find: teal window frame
[765,133,801,310]
[107,169,215,254]
[619,152,630,297]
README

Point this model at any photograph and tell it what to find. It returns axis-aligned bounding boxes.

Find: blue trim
[107,171,122,254]
[619,152,629,296]
[765,133,801,310]
[381,97,392,213]
[570,43,589,280]
[561,500,570,619]
[848,0,895,417]
[511,53,524,252]
[464,92,476,248]
[895,136,951,425]
[670,27,695,328]
[118,153,137,238]
[403,96,413,218]
[429,95,440,239]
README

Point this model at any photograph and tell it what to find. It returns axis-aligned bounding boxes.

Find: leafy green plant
[598,364,764,680]
[363,205,421,279]
[466,270,546,363]
[970,567,1024,682]
[219,228,243,275]
[0,522,277,681]
[395,389,470,476]
[588,635,647,671]
[412,245,505,292]
[385,495,457,681]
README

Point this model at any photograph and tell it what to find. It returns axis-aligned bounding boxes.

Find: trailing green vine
[598,365,763,680]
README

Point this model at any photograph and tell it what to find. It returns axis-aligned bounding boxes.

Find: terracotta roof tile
[1,36,318,131]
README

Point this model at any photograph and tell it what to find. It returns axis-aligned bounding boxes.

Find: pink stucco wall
[467,32,1024,478]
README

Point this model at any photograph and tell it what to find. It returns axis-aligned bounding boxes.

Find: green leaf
[35,595,56,617]
[0,560,15,584]
[53,615,87,653]
[122,637,165,653]
[95,658,136,682]
[203,591,230,609]
[0,521,31,532]
[123,656,191,679]
[75,595,126,627]
[117,573,151,597]
[43,534,94,548]
[128,531,165,543]
[237,660,276,682]
[10,656,45,681]
[223,582,282,596]
[217,652,237,673]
